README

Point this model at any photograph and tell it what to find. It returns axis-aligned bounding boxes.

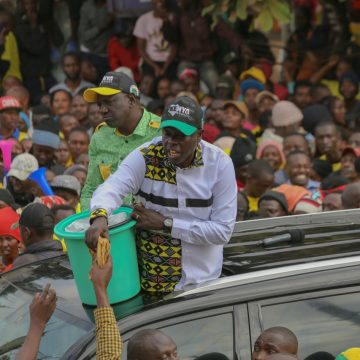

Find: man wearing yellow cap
[80,72,160,210]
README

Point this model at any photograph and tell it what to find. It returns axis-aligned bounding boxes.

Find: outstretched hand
[15,284,57,360]
[90,255,113,308]
[30,283,57,328]
[90,255,113,291]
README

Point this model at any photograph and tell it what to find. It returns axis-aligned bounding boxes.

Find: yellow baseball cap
[239,67,266,84]
[83,71,139,103]
[224,100,249,119]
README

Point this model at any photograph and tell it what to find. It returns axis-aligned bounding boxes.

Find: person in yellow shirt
[241,159,275,213]
[314,121,342,172]
[0,96,26,141]
[0,7,21,82]
[50,175,81,213]
[55,139,73,168]
[52,203,76,252]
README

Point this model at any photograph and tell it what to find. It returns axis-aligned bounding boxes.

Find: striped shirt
[91,137,237,290]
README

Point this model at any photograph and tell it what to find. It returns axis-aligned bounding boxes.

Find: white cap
[8,153,39,181]
[272,101,303,127]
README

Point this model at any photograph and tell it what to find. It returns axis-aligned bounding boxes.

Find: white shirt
[91,137,237,289]
[133,11,170,62]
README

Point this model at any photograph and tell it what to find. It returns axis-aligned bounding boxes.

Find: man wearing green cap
[80,71,160,210]
[85,96,237,293]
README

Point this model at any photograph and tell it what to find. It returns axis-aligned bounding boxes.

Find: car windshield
[0,262,93,359]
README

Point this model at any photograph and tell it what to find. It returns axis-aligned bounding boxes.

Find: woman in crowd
[256,141,285,172]
[0,206,22,272]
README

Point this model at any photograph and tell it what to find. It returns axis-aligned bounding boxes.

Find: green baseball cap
[160,96,203,136]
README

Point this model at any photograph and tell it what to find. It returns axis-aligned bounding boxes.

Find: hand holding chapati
[85,216,109,251]
[95,235,110,268]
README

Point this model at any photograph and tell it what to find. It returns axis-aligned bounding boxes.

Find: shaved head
[252,327,298,360]
[6,85,30,109]
[127,329,178,360]
[341,183,360,209]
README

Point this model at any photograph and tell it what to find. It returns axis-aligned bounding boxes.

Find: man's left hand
[131,204,166,230]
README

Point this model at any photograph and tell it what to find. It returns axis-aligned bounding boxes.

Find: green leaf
[202,0,290,29]
[210,15,218,30]
[257,6,273,32]
[202,1,224,28]
[236,0,248,20]
[268,0,291,24]
[202,3,217,16]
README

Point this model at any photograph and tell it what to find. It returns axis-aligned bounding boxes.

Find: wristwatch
[163,217,173,233]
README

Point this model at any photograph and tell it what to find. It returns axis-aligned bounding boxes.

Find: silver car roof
[176,255,360,297]
[233,208,360,233]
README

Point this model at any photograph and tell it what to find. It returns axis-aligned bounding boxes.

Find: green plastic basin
[54,207,140,305]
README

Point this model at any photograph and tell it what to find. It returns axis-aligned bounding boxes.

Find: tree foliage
[202,0,292,32]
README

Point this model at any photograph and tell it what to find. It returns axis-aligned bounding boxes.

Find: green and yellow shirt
[80,109,160,210]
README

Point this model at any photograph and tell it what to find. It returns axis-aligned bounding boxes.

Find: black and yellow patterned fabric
[137,229,182,293]
[140,143,177,184]
[191,145,204,168]
[90,208,108,223]
[135,142,205,292]
[139,142,204,185]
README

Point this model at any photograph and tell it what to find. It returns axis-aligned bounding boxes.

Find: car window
[258,291,360,359]
[0,280,90,359]
[120,312,234,360]
[163,313,234,359]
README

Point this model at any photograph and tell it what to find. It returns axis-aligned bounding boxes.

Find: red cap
[179,68,199,81]
[0,96,22,112]
[0,207,21,242]
[342,146,360,158]
[202,123,220,144]
[38,195,67,209]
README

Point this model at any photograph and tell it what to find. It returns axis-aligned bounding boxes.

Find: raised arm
[90,256,122,360]
[16,284,57,360]
[85,148,146,250]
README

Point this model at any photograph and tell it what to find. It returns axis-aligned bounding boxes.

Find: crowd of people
[2,1,360,224]
[1,0,360,358]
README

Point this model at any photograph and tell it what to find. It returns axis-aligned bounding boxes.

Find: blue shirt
[286,178,320,194]
[0,128,20,140]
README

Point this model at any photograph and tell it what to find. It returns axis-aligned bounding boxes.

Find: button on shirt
[91,137,237,290]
